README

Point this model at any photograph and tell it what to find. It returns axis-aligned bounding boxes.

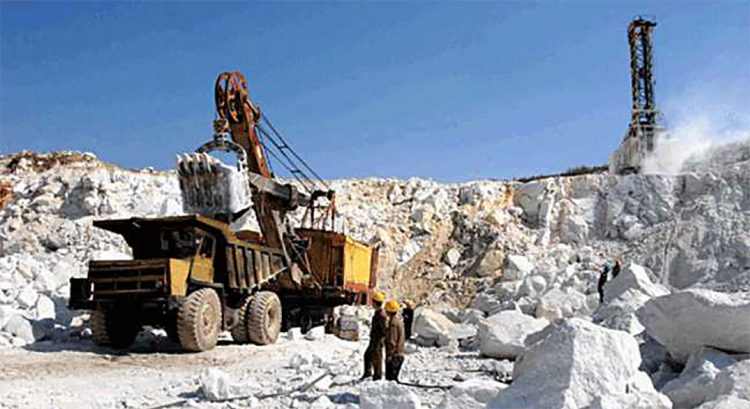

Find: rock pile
[1,139,749,409]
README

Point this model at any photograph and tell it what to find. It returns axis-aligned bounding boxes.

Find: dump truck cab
[71,217,222,309]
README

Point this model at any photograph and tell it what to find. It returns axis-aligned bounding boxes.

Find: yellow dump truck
[69,215,378,351]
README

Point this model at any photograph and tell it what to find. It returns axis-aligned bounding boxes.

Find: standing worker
[401,300,415,340]
[597,262,611,303]
[385,300,406,382]
[362,291,387,380]
[612,259,622,279]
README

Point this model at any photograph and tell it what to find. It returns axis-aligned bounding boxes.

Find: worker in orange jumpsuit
[362,291,387,380]
[385,300,406,382]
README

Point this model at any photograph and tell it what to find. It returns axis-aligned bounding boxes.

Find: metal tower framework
[627,17,661,152]
[610,17,664,174]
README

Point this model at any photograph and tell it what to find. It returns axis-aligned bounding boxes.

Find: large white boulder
[593,289,651,334]
[34,295,56,321]
[518,275,547,298]
[198,368,260,401]
[16,286,39,309]
[535,287,588,321]
[2,313,34,344]
[489,318,668,409]
[695,396,750,409]
[360,381,421,409]
[412,308,456,347]
[604,263,669,303]
[449,378,508,404]
[710,359,750,402]
[504,255,534,281]
[637,290,750,363]
[660,347,738,409]
[478,310,549,359]
[513,179,553,224]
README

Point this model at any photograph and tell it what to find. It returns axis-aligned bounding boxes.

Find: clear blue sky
[2,1,748,182]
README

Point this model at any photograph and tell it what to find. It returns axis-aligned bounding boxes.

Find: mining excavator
[69,72,378,351]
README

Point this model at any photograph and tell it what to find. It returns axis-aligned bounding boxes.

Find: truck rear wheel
[91,309,140,349]
[247,291,281,345]
[177,288,221,352]
[230,296,253,344]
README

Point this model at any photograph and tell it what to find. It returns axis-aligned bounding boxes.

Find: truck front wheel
[177,288,221,352]
[247,291,281,345]
[91,309,140,349]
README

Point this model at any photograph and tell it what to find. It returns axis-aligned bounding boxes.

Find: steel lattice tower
[610,17,664,174]
[627,18,660,151]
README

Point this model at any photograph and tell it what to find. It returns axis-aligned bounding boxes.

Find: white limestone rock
[489,318,666,409]
[518,275,547,298]
[661,347,738,409]
[604,263,669,303]
[593,289,651,334]
[513,180,552,224]
[16,286,39,309]
[443,248,461,268]
[412,308,456,347]
[449,377,508,404]
[559,212,589,244]
[304,326,325,341]
[2,313,34,344]
[710,359,750,402]
[360,380,422,409]
[34,295,56,321]
[286,328,303,341]
[695,396,750,409]
[637,290,750,363]
[504,255,534,281]
[535,287,588,321]
[479,310,549,359]
[199,368,260,401]
[0,306,14,329]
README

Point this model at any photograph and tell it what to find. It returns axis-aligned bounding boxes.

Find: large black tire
[247,291,281,345]
[91,310,110,346]
[91,309,140,349]
[177,288,221,352]
[230,296,253,344]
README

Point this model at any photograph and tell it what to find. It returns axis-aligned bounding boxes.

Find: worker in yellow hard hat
[384,299,406,381]
[362,290,387,380]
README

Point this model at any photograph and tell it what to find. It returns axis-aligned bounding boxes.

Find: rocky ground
[0,143,749,409]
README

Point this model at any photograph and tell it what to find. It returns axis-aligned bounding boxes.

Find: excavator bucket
[176,152,253,216]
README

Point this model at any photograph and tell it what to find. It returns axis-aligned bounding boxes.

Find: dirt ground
[0,330,498,409]
[0,334,365,409]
